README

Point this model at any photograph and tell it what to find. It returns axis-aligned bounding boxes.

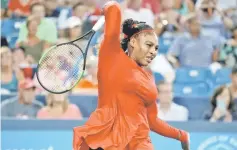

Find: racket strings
[37,44,84,93]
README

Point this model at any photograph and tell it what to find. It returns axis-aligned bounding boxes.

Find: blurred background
[1,0,237,149]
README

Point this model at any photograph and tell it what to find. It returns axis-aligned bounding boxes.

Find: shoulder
[1,96,18,108]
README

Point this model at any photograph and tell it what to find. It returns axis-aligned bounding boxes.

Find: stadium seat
[173,96,211,120]
[158,35,174,54]
[1,94,17,102]
[210,68,231,86]
[153,72,165,84]
[69,95,97,117]
[174,67,211,84]
[173,82,211,97]
[1,18,25,48]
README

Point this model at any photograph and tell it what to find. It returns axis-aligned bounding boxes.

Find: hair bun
[122,18,138,37]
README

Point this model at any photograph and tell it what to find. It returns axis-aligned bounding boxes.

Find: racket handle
[92,16,105,32]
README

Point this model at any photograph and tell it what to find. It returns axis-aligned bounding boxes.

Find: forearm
[147,103,188,142]
[103,1,121,41]
[150,118,188,142]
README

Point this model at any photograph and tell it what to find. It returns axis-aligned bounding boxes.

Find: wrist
[178,130,189,143]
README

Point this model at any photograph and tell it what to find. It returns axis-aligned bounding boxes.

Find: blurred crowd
[1,0,237,122]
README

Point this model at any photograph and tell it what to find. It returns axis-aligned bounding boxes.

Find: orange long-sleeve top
[73,2,188,150]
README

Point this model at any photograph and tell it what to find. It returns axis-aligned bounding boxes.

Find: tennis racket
[36,16,105,94]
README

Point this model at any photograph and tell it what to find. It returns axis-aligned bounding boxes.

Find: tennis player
[73,1,190,150]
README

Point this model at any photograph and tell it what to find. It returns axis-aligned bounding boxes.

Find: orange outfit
[73,2,188,150]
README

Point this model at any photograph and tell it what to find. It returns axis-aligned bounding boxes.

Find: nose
[150,48,157,56]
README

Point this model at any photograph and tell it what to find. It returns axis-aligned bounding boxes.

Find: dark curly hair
[211,85,235,113]
[121,18,153,51]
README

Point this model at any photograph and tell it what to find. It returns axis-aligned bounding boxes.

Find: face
[161,0,173,9]
[129,32,158,67]
[129,0,142,10]
[202,7,215,17]
[45,0,58,11]
[22,88,35,104]
[1,50,12,68]
[28,20,38,35]
[31,4,45,19]
[158,83,173,104]
[74,4,88,19]
[13,49,25,65]
[216,88,231,108]
[231,73,237,87]
[189,19,201,34]
[69,26,82,38]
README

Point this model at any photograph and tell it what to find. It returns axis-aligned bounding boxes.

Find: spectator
[142,0,161,15]
[123,0,155,27]
[66,16,83,41]
[17,15,49,63]
[1,79,43,118]
[12,47,26,70]
[229,65,237,100]
[1,47,19,92]
[204,85,237,122]
[219,26,237,67]
[158,0,182,32]
[17,2,57,45]
[37,93,83,119]
[157,81,189,121]
[197,0,233,40]
[167,13,219,67]
[72,2,89,20]
[173,0,195,15]
[154,15,180,54]
[44,0,60,18]
[74,56,98,91]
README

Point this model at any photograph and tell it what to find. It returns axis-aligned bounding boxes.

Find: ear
[129,37,137,48]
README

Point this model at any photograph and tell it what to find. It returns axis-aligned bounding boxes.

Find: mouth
[146,56,154,63]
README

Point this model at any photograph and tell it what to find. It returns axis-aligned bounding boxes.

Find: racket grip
[92,16,105,31]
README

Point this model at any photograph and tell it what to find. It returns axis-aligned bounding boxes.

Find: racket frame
[36,30,96,94]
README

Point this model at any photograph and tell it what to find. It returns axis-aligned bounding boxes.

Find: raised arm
[103,1,121,43]
[147,102,189,143]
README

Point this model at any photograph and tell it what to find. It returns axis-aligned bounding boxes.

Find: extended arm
[147,102,189,143]
[103,1,121,41]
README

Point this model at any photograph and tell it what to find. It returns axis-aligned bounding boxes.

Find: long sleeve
[98,2,122,71]
[103,2,121,43]
[147,102,189,143]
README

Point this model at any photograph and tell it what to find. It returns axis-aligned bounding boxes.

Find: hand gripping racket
[36,16,105,94]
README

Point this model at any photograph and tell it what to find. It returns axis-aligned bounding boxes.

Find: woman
[219,26,237,67]
[73,2,189,150]
[1,47,19,92]
[204,85,237,122]
[17,15,49,63]
[37,93,83,119]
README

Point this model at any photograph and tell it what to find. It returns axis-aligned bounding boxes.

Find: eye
[147,44,152,47]
[155,46,159,51]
